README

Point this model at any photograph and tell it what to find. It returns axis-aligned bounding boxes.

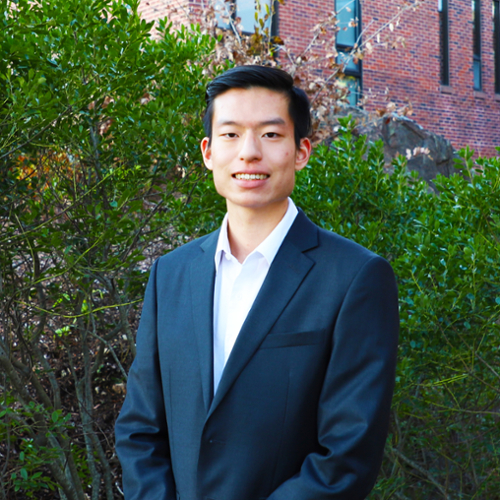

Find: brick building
[138,0,500,156]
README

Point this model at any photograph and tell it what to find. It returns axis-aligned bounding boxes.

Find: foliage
[1,0,499,498]
[293,119,500,499]
[0,0,215,498]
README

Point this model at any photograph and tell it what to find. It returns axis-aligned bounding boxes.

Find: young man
[115,65,399,500]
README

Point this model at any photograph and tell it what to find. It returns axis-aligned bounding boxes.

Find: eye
[222,132,238,138]
[263,132,280,138]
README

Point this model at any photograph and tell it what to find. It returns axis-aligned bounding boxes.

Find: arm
[115,260,176,500]
[268,256,399,500]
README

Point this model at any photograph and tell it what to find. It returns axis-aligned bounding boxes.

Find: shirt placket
[224,256,259,360]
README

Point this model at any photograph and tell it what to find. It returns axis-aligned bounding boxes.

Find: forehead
[212,87,292,126]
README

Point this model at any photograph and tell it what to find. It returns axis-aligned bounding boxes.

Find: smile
[233,173,269,180]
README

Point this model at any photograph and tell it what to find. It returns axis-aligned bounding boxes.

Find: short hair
[203,65,312,148]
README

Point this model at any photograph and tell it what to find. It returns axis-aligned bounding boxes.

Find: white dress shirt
[213,198,298,393]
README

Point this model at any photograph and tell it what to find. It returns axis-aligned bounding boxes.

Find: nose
[239,133,262,162]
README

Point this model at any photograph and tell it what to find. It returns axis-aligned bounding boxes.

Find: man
[115,65,399,500]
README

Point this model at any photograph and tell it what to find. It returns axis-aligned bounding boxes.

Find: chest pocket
[259,328,326,349]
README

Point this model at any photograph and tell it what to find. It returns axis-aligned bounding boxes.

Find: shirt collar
[214,198,298,271]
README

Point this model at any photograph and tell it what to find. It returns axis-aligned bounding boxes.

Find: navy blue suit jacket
[115,210,399,500]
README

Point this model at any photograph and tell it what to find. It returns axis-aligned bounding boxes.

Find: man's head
[200,68,312,217]
[203,65,312,149]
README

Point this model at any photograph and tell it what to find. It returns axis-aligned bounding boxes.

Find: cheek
[211,148,233,168]
[211,167,230,193]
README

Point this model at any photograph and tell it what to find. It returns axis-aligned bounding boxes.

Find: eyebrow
[216,118,287,127]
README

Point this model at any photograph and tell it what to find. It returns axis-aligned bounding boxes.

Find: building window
[472,0,482,90]
[439,0,450,85]
[336,0,361,105]
[215,0,273,35]
[494,0,500,93]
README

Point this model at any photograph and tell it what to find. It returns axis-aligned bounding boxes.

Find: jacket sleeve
[114,260,177,500]
[267,255,399,500]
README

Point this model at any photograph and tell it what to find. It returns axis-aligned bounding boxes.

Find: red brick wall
[138,0,195,29]
[361,0,500,157]
[139,0,500,156]
[276,0,332,59]
[138,0,170,23]
[279,0,500,156]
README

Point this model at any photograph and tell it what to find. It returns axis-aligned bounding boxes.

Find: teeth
[234,173,268,180]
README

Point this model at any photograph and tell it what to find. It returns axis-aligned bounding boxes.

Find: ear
[294,137,312,172]
[200,137,213,170]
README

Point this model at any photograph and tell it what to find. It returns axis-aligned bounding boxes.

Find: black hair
[203,65,312,148]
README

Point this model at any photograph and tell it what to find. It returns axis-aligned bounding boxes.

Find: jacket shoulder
[309,222,394,282]
[316,226,379,261]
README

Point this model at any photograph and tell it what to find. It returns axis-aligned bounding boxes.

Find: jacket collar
[190,210,319,417]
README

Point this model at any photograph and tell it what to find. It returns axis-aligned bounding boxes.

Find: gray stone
[332,106,460,190]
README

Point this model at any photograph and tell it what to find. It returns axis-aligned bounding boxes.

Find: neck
[226,199,289,263]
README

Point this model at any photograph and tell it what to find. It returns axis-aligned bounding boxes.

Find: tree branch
[388,446,449,499]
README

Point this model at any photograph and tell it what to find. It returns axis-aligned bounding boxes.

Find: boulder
[333,107,459,190]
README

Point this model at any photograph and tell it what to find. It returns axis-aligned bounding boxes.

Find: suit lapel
[208,211,319,418]
[190,231,219,414]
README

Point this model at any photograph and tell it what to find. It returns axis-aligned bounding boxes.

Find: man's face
[200,87,311,216]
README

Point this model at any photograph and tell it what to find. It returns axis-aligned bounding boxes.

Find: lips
[233,173,269,180]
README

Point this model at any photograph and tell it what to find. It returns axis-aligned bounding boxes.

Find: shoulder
[294,210,379,262]
[316,225,376,260]
[296,212,394,281]
[310,228,398,311]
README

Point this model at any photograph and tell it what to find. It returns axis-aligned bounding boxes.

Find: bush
[1,1,498,495]
[293,119,500,499]
[0,1,215,498]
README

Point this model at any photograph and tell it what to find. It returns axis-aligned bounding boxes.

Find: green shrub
[0,1,216,498]
[1,2,498,494]
[294,118,500,499]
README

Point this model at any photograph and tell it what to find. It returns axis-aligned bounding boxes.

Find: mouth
[233,173,269,180]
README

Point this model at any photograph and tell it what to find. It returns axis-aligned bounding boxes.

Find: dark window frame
[439,0,450,85]
[335,0,362,105]
[494,0,500,93]
[473,0,482,90]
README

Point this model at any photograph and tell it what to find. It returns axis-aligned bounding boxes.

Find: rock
[333,106,459,190]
